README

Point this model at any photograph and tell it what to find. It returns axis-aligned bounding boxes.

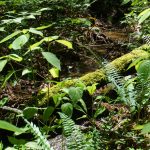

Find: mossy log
[38,45,150,106]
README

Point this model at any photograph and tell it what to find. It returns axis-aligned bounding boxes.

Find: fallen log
[38,44,150,106]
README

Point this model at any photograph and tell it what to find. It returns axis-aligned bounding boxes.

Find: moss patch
[38,45,150,106]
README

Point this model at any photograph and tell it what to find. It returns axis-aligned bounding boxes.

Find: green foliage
[0,0,150,149]
[0,120,24,133]
[59,112,95,150]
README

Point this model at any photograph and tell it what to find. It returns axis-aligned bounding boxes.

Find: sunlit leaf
[0,30,21,44]
[138,8,150,24]
[87,83,98,95]
[133,124,143,130]
[29,28,43,36]
[0,27,5,32]
[0,59,7,72]
[141,122,150,134]
[44,36,59,42]
[30,39,44,50]
[36,24,53,30]
[42,52,61,70]
[9,54,23,62]
[56,40,73,49]
[13,17,23,23]
[25,14,36,19]
[11,34,29,50]
[22,68,32,76]
[49,67,59,78]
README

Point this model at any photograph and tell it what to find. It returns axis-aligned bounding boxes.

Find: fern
[104,60,137,111]
[23,118,53,150]
[135,60,150,106]
[142,34,150,45]
[59,112,95,150]
[104,61,126,102]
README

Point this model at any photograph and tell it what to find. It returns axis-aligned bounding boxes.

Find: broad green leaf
[127,57,145,70]
[25,142,42,150]
[56,40,73,49]
[0,59,7,72]
[79,99,87,113]
[22,68,32,76]
[0,97,9,107]
[121,0,131,5]
[8,136,26,145]
[8,54,22,62]
[2,71,14,88]
[49,67,59,78]
[0,142,3,150]
[74,104,85,113]
[0,120,23,133]
[94,106,105,118]
[68,87,83,104]
[42,52,61,70]
[23,107,38,119]
[137,60,150,80]
[138,8,150,17]
[30,39,44,50]
[30,36,58,50]
[37,7,52,12]
[5,147,17,150]
[0,27,5,32]
[13,17,23,23]
[87,83,97,95]
[43,106,55,121]
[61,103,73,117]
[44,36,59,42]
[133,124,143,130]
[25,15,36,19]
[22,29,29,34]
[141,122,150,134]
[29,28,43,36]
[36,24,53,30]
[0,30,21,44]
[53,93,64,107]
[11,34,29,50]
[0,1,6,5]
[138,11,150,24]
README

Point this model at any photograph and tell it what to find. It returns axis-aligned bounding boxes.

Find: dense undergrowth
[0,0,150,149]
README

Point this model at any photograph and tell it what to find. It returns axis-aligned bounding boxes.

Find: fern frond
[104,60,137,111]
[23,119,53,150]
[59,112,95,150]
[142,34,150,45]
[104,60,126,102]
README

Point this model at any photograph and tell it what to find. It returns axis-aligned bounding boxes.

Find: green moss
[38,45,150,106]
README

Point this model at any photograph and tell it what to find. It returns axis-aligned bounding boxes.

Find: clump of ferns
[133,59,150,115]
[104,58,150,115]
[104,61,137,112]
[59,112,101,150]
